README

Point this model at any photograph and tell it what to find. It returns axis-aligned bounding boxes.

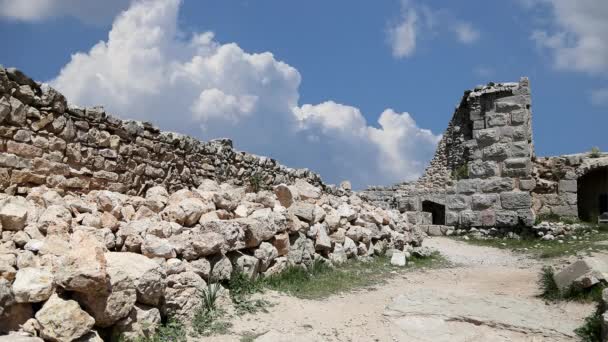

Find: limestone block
[483,143,510,160]
[445,211,459,226]
[459,210,481,227]
[511,109,527,125]
[480,210,496,227]
[519,178,536,191]
[517,209,535,227]
[495,210,518,227]
[446,195,469,211]
[471,193,499,210]
[473,128,499,146]
[510,141,530,158]
[486,113,509,127]
[553,256,608,291]
[559,179,577,193]
[500,192,532,210]
[36,294,95,342]
[468,161,498,178]
[455,179,480,194]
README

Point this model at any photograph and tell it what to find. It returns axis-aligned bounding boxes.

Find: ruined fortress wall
[532,154,608,220]
[362,78,537,229]
[445,78,536,228]
[0,67,327,196]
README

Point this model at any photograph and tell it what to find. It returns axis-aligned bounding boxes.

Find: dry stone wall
[0,66,331,197]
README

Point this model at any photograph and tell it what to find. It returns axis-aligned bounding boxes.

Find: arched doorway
[578,167,608,222]
[422,200,446,225]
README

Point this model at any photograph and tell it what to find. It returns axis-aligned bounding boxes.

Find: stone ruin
[0,66,425,341]
[362,78,608,237]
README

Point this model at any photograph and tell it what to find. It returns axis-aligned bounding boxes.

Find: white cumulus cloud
[387,1,480,59]
[453,22,480,44]
[0,0,131,25]
[50,0,440,189]
[388,6,418,58]
[530,0,608,74]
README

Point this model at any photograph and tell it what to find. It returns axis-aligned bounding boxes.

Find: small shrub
[226,271,269,315]
[590,146,601,158]
[191,308,232,337]
[248,173,263,193]
[201,282,222,312]
[539,266,561,301]
[132,319,187,342]
[451,164,469,180]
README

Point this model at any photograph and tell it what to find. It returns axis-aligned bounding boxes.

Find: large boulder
[104,252,165,306]
[141,235,176,259]
[288,202,315,223]
[254,242,278,272]
[0,197,29,231]
[35,294,95,342]
[172,231,224,260]
[112,304,161,341]
[292,179,321,200]
[162,271,205,320]
[12,267,54,303]
[74,263,136,327]
[56,233,109,294]
[553,256,608,291]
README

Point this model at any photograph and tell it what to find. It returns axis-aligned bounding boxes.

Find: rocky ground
[210,237,594,342]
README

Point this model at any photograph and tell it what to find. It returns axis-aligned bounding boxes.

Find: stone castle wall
[532,153,608,219]
[361,78,537,230]
[0,67,328,197]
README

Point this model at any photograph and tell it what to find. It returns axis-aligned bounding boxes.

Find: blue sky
[0,0,606,188]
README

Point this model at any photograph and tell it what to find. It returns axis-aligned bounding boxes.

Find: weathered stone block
[486,113,509,127]
[495,101,523,113]
[473,120,485,130]
[446,195,469,211]
[460,210,481,227]
[519,178,536,191]
[445,211,459,226]
[455,179,479,194]
[481,177,514,193]
[517,209,535,227]
[471,193,499,210]
[6,141,42,158]
[473,128,499,146]
[495,210,518,227]
[468,161,498,178]
[500,191,532,210]
[483,143,510,160]
[511,110,527,125]
[559,179,577,193]
[510,141,530,158]
[480,210,496,227]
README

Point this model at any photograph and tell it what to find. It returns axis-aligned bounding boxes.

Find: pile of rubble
[0,178,422,341]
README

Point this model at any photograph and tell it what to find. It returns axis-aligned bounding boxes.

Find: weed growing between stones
[590,146,602,159]
[575,303,604,342]
[226,271,272,315]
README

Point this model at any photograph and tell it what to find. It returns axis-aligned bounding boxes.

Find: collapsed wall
[362,78,537,233]
[0,67,327,197]
[0,67,425,341]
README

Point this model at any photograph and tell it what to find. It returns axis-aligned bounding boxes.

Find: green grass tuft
[575,303,604,342]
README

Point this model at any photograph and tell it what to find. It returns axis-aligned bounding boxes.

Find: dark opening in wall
[422,201,446,225]
[578,167,608,222]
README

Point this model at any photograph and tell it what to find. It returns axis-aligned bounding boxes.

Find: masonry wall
[532,153,608,220]
[362,78,537,230]
[0,67,328,196]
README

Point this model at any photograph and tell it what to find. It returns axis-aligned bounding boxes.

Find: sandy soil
[202,237,594,342]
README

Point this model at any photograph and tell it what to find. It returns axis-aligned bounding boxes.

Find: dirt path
[207,238,594,342]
